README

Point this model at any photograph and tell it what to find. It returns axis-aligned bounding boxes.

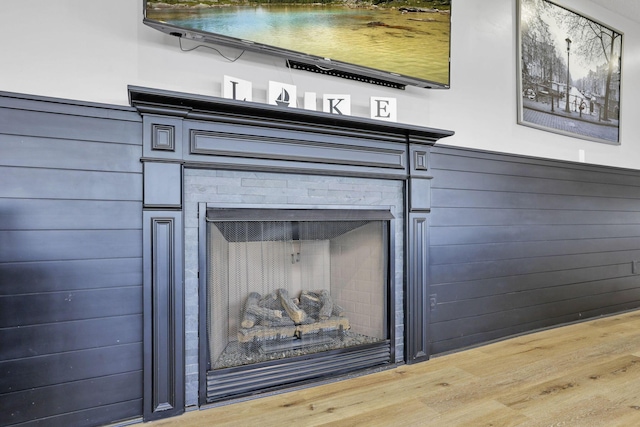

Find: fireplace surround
[186,170,405,403]
[130,86,453,420]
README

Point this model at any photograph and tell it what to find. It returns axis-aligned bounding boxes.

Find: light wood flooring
[142,310,640,426]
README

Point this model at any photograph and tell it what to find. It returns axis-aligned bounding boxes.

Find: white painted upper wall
[1,0,639,168]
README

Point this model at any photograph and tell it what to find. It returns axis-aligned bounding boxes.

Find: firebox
[204,208,395,402]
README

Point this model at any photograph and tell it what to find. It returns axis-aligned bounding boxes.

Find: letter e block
[370,97,397,122]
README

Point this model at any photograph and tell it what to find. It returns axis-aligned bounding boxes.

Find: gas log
[300,290,344,319]
[278,288,307,324]
[241,292,283,328]
[238,289,350,344]
[318,289,333,320]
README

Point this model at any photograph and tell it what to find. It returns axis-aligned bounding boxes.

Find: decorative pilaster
[143,213,184,420]
[407,214,429,362]
[141,113,185,421]
[405,144,433,363]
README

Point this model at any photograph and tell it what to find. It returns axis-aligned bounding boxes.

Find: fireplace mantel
[128,85,453,146]
[130,86,454,421]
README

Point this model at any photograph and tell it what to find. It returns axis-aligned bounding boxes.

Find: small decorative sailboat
[275,88,290,107]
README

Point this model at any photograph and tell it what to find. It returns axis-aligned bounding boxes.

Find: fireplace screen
[206,209,392,372]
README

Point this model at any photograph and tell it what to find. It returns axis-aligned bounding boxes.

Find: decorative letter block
[323,94,351,115]
[370,97,397,122]
[268,81,297,108]
[222,76,252,101]
[303,92,317,111]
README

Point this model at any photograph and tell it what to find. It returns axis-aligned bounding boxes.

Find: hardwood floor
[142,310,640,426]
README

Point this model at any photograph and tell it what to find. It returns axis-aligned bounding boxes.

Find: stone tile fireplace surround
[130,86,453,421]
[185,170,402,404]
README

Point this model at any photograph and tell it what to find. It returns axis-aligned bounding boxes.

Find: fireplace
[203,208,395,401]
[131,86,453,420]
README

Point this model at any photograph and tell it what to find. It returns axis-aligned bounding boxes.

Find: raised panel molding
[414,150,428,171]
[189,129,406,170]
[142,115,183,160]
[409,144,432,178]
[406,214,430,363]
[152,124,175,151]
[143,212,184,421]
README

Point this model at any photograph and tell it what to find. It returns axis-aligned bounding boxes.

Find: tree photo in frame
[517,0,622,144]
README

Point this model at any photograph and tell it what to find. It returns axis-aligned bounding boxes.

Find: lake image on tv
[146,1,450,85]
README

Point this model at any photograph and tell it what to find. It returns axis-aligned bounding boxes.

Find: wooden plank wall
[0,93,144,426]
[5,88,640,424]
[428,145,640,355]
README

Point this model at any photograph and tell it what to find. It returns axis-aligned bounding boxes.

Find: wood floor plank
[429,399,530,427]
[140,310,640,427]
[525,394,640,427]
[316,398,439,427]
[497,355,640,413]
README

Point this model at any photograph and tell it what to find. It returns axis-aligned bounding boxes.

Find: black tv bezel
[142,1,451,90]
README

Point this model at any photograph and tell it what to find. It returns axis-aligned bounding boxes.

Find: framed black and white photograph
[517,0,622,144]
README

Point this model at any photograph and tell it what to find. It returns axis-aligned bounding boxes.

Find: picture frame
[517,0,622,145]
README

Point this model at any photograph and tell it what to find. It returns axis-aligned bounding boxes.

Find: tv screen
[143,0,451,89]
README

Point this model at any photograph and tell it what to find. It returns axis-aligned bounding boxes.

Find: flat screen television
[143,0,451,89]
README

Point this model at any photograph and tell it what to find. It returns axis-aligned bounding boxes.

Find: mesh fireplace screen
[206,209,391,370]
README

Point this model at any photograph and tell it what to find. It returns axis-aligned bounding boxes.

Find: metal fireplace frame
[198,204,397,403]
[129,85,454,421]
